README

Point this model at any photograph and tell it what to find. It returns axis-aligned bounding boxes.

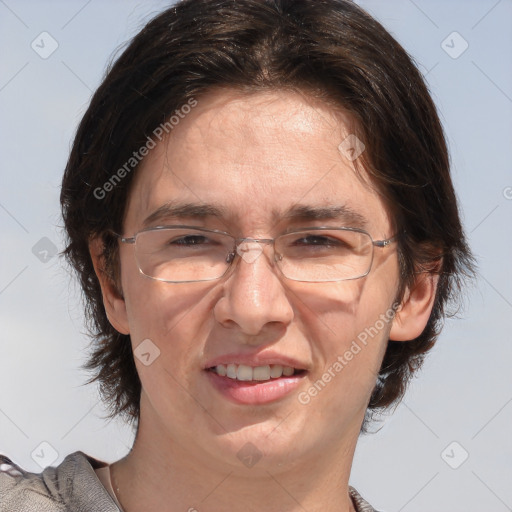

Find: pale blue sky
[1,1,511,511]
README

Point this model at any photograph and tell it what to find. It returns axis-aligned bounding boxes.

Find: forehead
[123,88,392,235]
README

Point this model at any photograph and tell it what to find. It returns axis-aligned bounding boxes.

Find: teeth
[237,364,253,381]
[216,364,227,377]
[270,365,283,378]
[282,366,294,376]
[213,364,297,381]
[226,364,237,379]
[253,365,271,380]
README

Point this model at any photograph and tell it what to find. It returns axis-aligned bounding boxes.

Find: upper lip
[204,351,309,371]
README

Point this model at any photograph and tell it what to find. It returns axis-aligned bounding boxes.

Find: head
[61,0,473,459]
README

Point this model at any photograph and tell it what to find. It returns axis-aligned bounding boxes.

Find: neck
[111,402,360,512]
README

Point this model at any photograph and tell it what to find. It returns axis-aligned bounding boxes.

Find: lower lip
[206,370,306,405]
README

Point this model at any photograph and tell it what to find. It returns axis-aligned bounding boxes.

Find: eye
[171,235,210,246]
[292,235,348,247]
[281,231,357,259]
[298,236,327,245]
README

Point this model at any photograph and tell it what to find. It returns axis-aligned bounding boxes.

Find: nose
[214,241,294,339]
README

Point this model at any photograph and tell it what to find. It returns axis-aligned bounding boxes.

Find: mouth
[205,364,308,405]
[207,363,306,381]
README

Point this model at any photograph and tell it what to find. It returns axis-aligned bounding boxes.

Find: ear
[389,270,440,342]
[89,236,130,335]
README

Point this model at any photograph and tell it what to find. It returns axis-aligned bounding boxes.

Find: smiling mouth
[208,364,306,382]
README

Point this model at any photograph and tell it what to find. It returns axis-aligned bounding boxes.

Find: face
[106,89,405,472]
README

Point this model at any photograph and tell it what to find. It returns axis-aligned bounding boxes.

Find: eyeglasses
[113,225,397,283]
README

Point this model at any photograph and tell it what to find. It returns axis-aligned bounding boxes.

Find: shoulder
[0,451,120,512]
[0,452,67,511]
[349,485,381,512]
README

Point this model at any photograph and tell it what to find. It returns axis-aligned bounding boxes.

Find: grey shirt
[0,452,378,511]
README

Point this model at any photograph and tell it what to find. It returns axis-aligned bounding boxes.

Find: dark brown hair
[60,0,474,431]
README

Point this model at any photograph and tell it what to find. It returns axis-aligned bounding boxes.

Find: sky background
[0,1,511,511]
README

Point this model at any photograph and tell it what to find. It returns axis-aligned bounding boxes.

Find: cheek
[297,305,392,432]
[124,282,218,421]
[123,278,214,358]
[294,270,398,409]
[295,273,396,351]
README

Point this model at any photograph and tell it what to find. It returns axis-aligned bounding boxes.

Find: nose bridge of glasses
[234,237,275,265]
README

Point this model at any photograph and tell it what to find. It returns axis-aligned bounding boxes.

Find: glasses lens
[134,228,234,282]
[276,228,373,282]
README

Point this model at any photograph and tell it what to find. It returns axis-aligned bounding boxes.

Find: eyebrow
[141,201,368,230]
[142,201,228,228]
[278,204,368,229]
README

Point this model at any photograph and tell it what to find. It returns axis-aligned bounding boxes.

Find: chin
[203,424,310,471]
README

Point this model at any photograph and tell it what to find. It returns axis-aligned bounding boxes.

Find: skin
[90,88,438,512]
